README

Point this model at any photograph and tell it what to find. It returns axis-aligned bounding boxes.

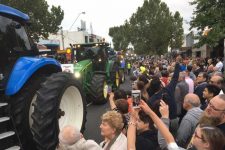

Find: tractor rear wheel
[10,75,46,150]
[31,72,86,150]
[89,74,108,105]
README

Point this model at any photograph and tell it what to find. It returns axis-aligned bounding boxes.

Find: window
[0,15,31,53]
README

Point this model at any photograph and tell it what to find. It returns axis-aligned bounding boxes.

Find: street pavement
[84,74,132,143]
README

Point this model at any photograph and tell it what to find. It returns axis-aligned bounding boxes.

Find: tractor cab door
[0,15,37,90]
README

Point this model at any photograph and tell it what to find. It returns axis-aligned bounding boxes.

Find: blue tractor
[0,4,87,150]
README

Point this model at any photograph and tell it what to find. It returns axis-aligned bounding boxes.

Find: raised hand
[159,100,169,118]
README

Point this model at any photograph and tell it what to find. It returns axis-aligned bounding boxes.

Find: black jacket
[147,63,180,119]
[136,129,159,150]
[194,82,208,105]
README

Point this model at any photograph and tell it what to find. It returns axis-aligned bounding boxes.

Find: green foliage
[190,0,225,47]
[109,0,184,55]
[170,12,184,50]
[1,0,64,41]
[109,20,130,51]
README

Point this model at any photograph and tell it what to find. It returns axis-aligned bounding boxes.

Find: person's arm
[109,92,117,110]
[167,62,180,91]
[174,86,182,116]
[158,118,170,149]
[139,100,175,144]
[157,100,171,149]
[127,109,138,150]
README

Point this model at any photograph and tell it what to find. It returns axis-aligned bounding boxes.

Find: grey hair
[186,99,200,107]
[58,125,81,146]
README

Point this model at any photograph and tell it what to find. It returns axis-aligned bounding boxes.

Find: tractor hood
[73,59,92,79]
[74,59,92,72]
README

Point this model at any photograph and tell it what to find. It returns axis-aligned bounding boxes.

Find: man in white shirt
[215,57,223,72]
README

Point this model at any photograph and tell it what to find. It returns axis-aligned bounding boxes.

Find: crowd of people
[57,55,225,150]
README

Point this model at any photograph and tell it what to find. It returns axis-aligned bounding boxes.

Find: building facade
[48,30,103,50]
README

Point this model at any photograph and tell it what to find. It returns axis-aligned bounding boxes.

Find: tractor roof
[72,42,110,48]
[0,4,29,21]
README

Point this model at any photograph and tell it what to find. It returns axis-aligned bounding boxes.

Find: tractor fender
[6,57,61,96]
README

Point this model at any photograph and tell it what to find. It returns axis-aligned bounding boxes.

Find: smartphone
[132,90,141,108]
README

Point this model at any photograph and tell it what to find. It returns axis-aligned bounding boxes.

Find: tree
[169,11,184,50]
[109,0,184,55]
[109,21,130,51]
[190,0,225,47]
[1,0,64,41]
[129,0,176,55]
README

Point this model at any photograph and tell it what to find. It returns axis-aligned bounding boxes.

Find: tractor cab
[72,42,110,71]
[0,5,38,91]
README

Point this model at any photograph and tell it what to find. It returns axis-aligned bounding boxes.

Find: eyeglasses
[208,102,225,112]
[193,131,203,139]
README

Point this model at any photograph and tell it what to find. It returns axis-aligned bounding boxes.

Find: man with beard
[203,94,225,134]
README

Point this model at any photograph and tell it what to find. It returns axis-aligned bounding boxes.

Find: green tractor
[71,43,120,104]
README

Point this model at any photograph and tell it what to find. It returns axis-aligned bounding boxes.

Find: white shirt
[100,133,127,150]
[185,77,194,93]
[216,61,223,72]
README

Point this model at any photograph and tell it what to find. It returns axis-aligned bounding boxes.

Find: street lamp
[69,12,86,31]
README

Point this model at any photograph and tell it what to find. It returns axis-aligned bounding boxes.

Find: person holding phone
[147,60,180,120]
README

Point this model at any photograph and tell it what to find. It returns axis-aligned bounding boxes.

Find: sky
[46,0,195,42]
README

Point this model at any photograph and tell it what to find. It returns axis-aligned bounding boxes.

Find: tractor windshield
[0,15,32,53]
[0,15,34,88]
[75,47,97,62]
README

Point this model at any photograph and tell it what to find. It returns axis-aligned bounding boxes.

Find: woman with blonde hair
[100,111,127,150]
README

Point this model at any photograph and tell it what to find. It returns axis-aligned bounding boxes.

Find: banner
[61,64,74,73]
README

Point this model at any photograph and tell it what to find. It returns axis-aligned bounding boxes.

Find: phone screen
[132,90,141,108]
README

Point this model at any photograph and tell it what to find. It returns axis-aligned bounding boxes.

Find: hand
[109,92,114,101]
[139,100,152,115]
[159,100,169,118]
[130,105,139,122]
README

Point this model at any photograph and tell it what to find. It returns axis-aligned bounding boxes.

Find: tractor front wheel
[89,74,108,105]
[31,72,86,150]
[10,75,46,150]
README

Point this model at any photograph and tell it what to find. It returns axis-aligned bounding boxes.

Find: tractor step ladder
[0,102,21,150]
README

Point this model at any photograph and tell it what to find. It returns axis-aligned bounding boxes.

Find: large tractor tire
[31,72,86,150]
[110,63,120,88]
[89,74,108,105]
[10,75,46,150]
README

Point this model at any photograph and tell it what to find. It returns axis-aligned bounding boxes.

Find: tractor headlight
[74,72,81,78]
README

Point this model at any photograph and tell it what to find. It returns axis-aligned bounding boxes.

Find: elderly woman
[57,125,102,150]
[100,111,127,150]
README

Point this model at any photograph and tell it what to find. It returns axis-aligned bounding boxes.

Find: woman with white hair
[57,125,102,150]
[100,111,127,150]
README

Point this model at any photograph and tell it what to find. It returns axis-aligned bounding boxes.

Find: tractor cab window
[0,15,31,54]
[75,47,95,62]
[0,15,33,88]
